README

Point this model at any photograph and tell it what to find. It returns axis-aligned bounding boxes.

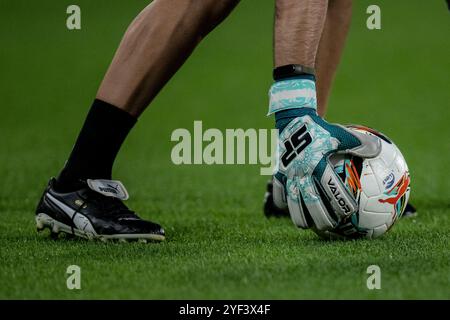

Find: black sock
[55,99,137,192]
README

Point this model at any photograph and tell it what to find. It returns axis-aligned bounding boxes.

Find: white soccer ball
[314,125,411,240]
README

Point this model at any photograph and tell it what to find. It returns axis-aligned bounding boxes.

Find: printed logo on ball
[382,172,395,189]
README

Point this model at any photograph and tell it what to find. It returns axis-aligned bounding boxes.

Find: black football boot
[35,178,165,242]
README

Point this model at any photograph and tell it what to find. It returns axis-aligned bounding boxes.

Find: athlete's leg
[97,0,240,117]
[316,0,352,117]
[274,0,328,68]
[36,0,239,241]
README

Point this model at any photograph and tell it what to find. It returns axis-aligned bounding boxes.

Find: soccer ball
[313,125,411,240]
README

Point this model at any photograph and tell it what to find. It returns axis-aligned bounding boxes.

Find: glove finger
[287,176,336,230]
[309,115,380,158]
[286,177,308,229]
[313,158,358,220]
[332,124,381,158]
[299,176,337,230]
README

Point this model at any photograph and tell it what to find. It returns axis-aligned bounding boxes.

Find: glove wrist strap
[267,77,318,115]
[268,64,317,116]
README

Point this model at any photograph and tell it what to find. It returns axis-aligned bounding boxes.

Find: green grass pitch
[0,0,449,299]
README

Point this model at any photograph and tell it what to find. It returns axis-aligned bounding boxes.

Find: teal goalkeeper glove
[269,76,381,231]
